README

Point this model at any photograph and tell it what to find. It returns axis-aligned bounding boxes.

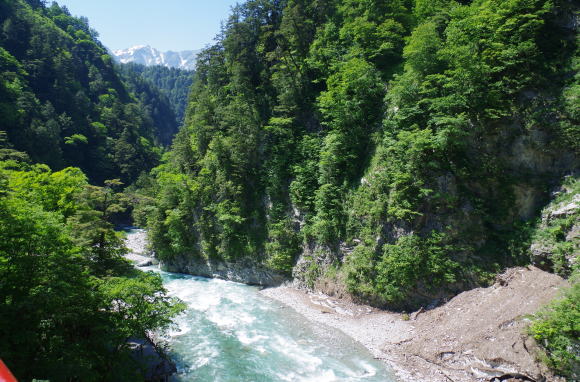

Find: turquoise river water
[130,233,397,381]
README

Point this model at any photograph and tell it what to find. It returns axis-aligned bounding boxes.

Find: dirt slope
[397,266,567,381]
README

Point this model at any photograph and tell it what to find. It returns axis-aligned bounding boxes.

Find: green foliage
[312,58,385,242]
[0,0,163,184]
[375,232,459,303]
[289,134,321,214]
[380,128,440,220]
[302,255,323,289]
[64,133,88,145]
[265,218,300,274]
[118,62,194,125]
[402,21,443,76]
[337,0,410,75]
[98,272,186,338]
[145,167,198,262]
[318,58,384,135]
[556,29,580,153]
[343,244,378,298]
[144,0,577,308]
[0,161,183,381]
[344,232,459,305]
[530,275,580,380]
[0,193,100,381]
[312,182,345,242]
[116,62,184,146]
[531,177,580,277]
[413,0,455,22]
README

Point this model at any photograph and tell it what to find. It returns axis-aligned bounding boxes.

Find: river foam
[153,269,397,382]
[127,230,396,382]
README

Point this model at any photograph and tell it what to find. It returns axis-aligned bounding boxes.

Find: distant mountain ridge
[112,45,200,70]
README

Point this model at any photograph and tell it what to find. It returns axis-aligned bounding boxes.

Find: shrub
[375,232,459,304]
[529,275,580,380]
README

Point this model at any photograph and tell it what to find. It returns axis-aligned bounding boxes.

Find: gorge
[0,0,578,381]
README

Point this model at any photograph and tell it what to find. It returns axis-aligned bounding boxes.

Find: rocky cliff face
[160,256,288,287]
[292,118,579,307]
[530,178,579,277]
[125,229,287,286]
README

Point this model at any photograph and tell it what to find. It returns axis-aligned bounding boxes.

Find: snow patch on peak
[111,45,200,71]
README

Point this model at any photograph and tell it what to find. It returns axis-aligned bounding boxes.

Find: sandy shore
[260,267,567,382]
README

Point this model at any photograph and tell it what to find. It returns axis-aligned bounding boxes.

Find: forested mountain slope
[118,63,194,125]
[116,63,181,146]
[0,0,577,380]
[0,0,170,183]
[142,0,578,309]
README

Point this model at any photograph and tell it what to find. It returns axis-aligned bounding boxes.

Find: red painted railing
[0,359,17,382]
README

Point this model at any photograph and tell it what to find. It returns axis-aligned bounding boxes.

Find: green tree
[0,162,183,381]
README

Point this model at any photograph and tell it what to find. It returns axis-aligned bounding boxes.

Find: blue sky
[54,0,239,52]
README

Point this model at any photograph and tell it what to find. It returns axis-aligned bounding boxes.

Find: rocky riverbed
[124,229,569,382]
[123,228,158,267]
[262,267,568,382]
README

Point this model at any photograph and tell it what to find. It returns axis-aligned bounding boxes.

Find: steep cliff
[141,0,578,306]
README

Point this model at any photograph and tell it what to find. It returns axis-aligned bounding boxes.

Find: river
[125,229,397,382]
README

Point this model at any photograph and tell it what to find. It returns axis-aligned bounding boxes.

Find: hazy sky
[54,0,239,52]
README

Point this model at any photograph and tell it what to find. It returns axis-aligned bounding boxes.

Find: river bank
[261,267,568,382]
[124,229,567,381]
[124,229,399,381]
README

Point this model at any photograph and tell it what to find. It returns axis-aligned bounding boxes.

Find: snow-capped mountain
[112,45,200,71]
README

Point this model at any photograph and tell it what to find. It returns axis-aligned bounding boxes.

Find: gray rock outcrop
[161,256,287,287]
[530,184,579,275]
